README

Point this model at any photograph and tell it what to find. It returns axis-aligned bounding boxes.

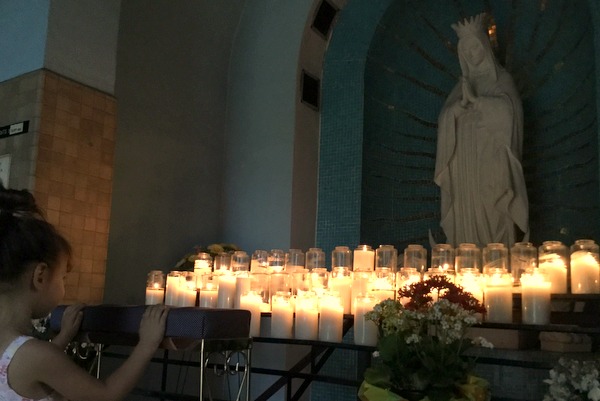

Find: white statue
[434,14,529,248]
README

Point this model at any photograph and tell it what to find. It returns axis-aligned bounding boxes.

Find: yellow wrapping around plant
[358,375,490,401]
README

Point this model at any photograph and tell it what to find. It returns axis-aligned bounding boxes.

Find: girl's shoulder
[8,336,67,370]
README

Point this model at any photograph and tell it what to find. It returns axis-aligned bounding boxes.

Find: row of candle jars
[405,239,600,294]
[145,265,396,345]
[145,265,544,345]
[144,239,600,343]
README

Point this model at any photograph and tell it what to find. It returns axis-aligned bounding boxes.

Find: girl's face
[46,256,68,307]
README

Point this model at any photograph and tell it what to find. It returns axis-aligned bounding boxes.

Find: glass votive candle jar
[456,268,483,304]
[198,278,219,308]
[351,270,373,315]
[483,243,508,274]
[353,245,374,271]
[193,252,213,276]
[404,244,427,273]
[231,250,250,273]
[318,292,344,342]
[285,249,305,272]
[333,246,353,270]
[570,239,600,294]
[239,289,264,337]
[270,293,294,339]
[538,242,568,294]
[177,271,197,307]
[310,267,329,296]
[290,268,311,296]
[268,249,286,273]
[305,248,326,270]
[234,270,252,309]
[329,266,352,314]
[164,271,182,306]
[431,244,454,273]
[455,243,481,272]
[249,271,271,310]
[353,295,378,346]
[483,268,512,323]
[375,245,398,272]
[371,267,396,303]
[520,270,551,324]
[145,270,165,305]
[214,252,232,272]
[396,267,421,305]
[216,271,236,309]
[250,249,269,273]
[511,242,537,286]
[294,291,319,340]
[269,272,291,307]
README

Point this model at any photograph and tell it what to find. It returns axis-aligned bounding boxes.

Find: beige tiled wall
[0,70,115,304]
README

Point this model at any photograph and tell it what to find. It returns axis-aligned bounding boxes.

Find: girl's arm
[27,305,168,401]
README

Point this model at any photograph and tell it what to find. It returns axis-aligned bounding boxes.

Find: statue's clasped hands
[460,76,477,108]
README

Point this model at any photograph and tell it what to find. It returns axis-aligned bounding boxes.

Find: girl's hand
[52,303,84,349]
[138,305,168,350]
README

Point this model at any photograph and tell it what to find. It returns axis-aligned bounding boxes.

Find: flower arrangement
[544,357,600,401]
[174,243,239,270]
[360,275,492,401]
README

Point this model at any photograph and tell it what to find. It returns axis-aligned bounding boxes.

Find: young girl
[0,184,168,401]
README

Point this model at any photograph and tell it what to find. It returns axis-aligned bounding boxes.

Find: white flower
[471,336,494,349]
[589,386,600,401]
[372,351,380,358]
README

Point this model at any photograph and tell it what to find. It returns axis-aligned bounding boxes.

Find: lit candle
[164,272,182,306]
[396,267,421,306]
[353,245,374,271]
[354,296,378,346]
[177,273,197,307]
[456,268,483,304]
[371,269,395,303]
[193,258,212,276]
[217,273,237,308]
[235,272,252,309]
[145,285,164,305]
[178,287,197,307]
[271,295,294,339]
[199,283,218,308]
[538,256,567,293]
[570,251,600,294]
[521,271,551,325]
[318,294,344,342]
[484,271,512,323]
[294,294,319,340]
[329,269,352,314]
[145,270,165,305]
[351,271,372,315]
[240,291,264,337]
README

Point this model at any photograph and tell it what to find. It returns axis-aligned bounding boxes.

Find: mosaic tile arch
[318,0,600,261]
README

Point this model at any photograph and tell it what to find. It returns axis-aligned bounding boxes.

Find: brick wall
[0,69,115,304]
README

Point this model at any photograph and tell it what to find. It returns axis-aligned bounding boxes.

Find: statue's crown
[451,13,486,39]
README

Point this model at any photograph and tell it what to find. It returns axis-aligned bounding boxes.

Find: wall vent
[311,0,338,39]
[301,70,320,110]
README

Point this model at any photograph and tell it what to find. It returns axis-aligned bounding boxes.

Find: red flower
[398,275,486,314]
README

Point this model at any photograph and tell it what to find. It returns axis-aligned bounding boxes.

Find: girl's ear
[31,262,49,290]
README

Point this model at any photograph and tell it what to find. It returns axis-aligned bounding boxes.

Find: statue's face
[459,37,486,67]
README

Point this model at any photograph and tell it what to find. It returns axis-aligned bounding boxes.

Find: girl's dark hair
[0,184,71,283]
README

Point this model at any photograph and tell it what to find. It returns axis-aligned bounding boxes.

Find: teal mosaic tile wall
[317,0,393,263]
